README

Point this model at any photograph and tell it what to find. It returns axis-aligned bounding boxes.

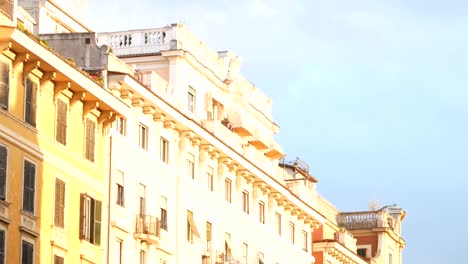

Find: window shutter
[0,230,4,264]
[93,200,102,245]
[0,146,6,200]
[56,100,67,145]
[54,179,65,228]
[31,82,37,126]
[0,63,9,109]
[23,161,35,213]
[79,194,84,239]
[25,79,37,126]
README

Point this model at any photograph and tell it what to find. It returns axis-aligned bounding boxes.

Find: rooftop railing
[337,211,384,230]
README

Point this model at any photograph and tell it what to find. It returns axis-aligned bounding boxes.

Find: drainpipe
[106,136,113,264]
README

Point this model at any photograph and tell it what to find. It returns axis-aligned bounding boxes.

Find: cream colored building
[2,0,407,263]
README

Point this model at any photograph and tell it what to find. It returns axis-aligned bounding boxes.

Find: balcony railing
[134,215,161,244]
[337,211,384,230]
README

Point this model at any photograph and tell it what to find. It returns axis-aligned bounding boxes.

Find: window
[302,231,308,252]
[258,252,264,264]
[139,123,148,150]
[225,179,232,203]
[140,250,146,264]
[187,210,200,243]
[357,248,367,258]
[275,213,281,236]
[242,243,248,263]
[54,179,65,228]
[0,230,4,264]
[21,240,33,264]
[187,153,195,179]
[258,202,265,224]
[23,160,36,213]
[206,222,212,250]
[224,233,232,261]
[207,100,223,121]
[289,222,295,244]
[55,99,67,145]
[79,194,102,245]
[0,62,9,110]
[53,255,64,264]
[242,191,249,214]
[24,78,37,126]
[160,196,168,231]
[114,117,126,136]
[114,239,122,264]
[160,137,169,163]
[188,86,196,113]
[388,253,393,264]
[85,119,96,162]
[207,166,214,192]
[0,146,7,200]
[138,184,146,215]
[116,171,124,207]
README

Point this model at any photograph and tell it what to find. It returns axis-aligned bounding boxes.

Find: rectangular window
[0,62,9,110]
[115,239,122,264]
[114,117,126,136]
[0,230,4,264]
[389,253,393,264]
[21,240,33,264]
[258,202,265,224]
[0,146,7,200]
[160,196,168,231]
[188,86,196,113]
[54,179,65,228]
[275,213,281,236]
[138,184,146,215]
[225,179,232,203]
[23,160,36,213]
[242,191,249,214]
[79,194,102,245]
[116,170,124,207]
[187,210,200,243]
[140,250,146,264]
[242,243,248,263]
[206,221,212,250]
[85,119,96,162]
[357,248,367,258]
[225,233,232,261]
[289,222,295,244]
[139,124,148,150]
[208,100,224,121]
[206,167,214,192]
[302,231,308,252]
[55,99,67,145]
[160,137,169,163]
[24,78,37,126]
[187,153,195,179]
[53,255,64,264]
[258,252,264,264]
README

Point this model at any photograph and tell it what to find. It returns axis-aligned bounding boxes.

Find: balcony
[134,215,161,245]
[337,211,383,230]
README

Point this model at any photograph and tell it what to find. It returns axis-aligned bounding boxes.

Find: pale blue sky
[87,1,468,262]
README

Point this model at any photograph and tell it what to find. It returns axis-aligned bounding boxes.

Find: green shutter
[0,146,6,200]
[93,200,102,245]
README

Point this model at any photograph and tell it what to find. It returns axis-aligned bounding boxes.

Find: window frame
[289,222,295,244]
[187,153,195,179]
[21,240,34,264]
[22,160,36,214]
[225,179,232,203]
[187,86,196,113]
[24,78,38,127]
[54,178,65,228]
[85,118,96,162]
[258,201,265,224]
[0,228,5,264]
[55,99,68,145]
[275,213,281,236]
[0,62,9,111]
[79,194,102,245]
[0,145,8,201]
[160,137,169,163]
[242,191,249,214]
[138,123,148,150]
[206,166,214,192]
[302,230,308,252]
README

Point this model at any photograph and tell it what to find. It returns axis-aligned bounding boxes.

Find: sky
[85,0,468,262]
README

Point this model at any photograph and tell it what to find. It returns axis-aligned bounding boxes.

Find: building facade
[0,1,406,264]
